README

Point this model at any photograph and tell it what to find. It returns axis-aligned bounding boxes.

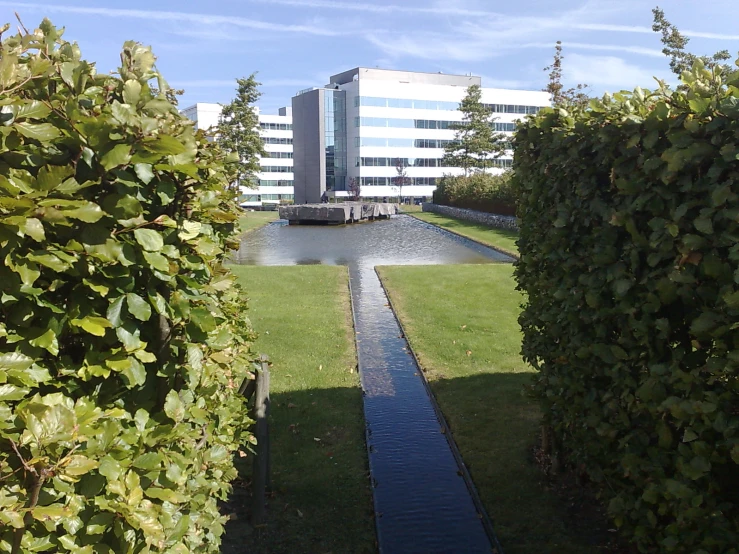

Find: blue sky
[2,0,737,113]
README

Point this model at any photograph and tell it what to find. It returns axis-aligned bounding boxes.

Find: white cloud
[5,1,342,36]
[563,54,673,90]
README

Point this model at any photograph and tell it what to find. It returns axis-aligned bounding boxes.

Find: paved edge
[375,266,506,554]
[404,213,520,260]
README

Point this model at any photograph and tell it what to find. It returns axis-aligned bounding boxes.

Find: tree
[392,158,411,203]
[348,177,361,200]
[443,85,506,176]
[150,86,185,106]
[543,41,590,108]
[652,7,732,75]
[216,74,265,191]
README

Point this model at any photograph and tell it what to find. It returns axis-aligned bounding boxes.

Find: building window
[357,97,544,114]
[259,122,293,130]
[262,151,293,159]
[259,166,293,173]
[262,137,293,145]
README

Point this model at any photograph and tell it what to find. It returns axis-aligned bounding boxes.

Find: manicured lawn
[376,264,613,554]
[410,211,519,256]
[224,265,375,554]
[238,210,279,234]
[398,203,423,213]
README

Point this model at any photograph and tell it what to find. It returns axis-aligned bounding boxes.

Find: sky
[1,0,738,114]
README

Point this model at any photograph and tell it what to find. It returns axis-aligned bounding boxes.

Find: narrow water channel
[235,215,513,553]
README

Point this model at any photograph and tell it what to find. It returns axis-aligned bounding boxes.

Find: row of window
[360,177,438,186]
[357,137,455,148]
[356,157,512,168]
[258,180,293,187]
[259,166,293,173]
[262,151,293,159]
[358,157,455,167]
[355,117,516,132]
[262,137,293,145]
[242,194,294,201]
[260,122,293,130]
[483,104,541,115]
[354,96,543,114]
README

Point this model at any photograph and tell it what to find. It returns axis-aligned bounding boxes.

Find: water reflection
[233,215,512,267]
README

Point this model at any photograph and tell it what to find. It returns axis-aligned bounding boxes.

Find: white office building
[180,103,294,207]
[291,68,551,203]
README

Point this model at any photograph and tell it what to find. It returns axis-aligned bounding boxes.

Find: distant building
[291,68,550,203]
[180,103,294,208]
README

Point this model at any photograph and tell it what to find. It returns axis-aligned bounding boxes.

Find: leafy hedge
[432,172,516,215]
[513,60,739,553]
[0,21,256,553]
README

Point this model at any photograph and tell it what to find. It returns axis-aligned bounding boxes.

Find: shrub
[0,20,255,553]
[433,171,516,215]
[513,60,739,553]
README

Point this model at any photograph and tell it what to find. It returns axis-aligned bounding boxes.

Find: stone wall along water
[422,203,518,231]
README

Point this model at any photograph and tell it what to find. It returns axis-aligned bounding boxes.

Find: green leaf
[22,218,45,241]
[71,316,112,336]
[134,228,164,252]
[0,383,29,401]
[123,80,142,105]
[164,391,185,422]
[178,220,201,241]
[100,143,132,171]
[29,329,59,356]
[107,295,125,327]
[63,202,104,223]
[63,455,99,476]
[134,163,155,184]
[132,452,162,470]
[143,251,170,273]
[0,352,34,371]
[116,324,143,352]
[142,134,186,155]
[126,293,152,321]
[14,122,61,141]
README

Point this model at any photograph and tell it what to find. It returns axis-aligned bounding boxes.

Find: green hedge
[0,21,255,553]
[432,172,516,215]
[513,61,739,553]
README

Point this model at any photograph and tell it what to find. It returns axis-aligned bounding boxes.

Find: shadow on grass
[429,371,631,554]
[221,373,628,554]
[221,386,376,554]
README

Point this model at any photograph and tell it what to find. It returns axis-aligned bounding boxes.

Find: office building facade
[181,103,294,207]
[291,68,550,203]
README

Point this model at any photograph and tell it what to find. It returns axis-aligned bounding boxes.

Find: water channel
[235,215,513,554]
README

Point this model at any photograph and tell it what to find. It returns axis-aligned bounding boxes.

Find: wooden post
[251,361,270,526]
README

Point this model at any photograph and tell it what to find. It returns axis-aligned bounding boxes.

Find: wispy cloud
[246,0,739,40]
[564,53,675,89]
[522,42,664,58]
[246,0,495,17]
[5,1,342,36]
[172,78,316,89]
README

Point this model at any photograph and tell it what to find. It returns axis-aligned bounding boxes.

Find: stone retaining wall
[421,203,518,231]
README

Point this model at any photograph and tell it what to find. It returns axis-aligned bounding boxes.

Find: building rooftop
[329,67,481,88]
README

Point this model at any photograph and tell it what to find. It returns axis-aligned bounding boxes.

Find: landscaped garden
[225,265,375,554]
[238,211,279,235]
[376,264,620,554]
[410,211,519,257]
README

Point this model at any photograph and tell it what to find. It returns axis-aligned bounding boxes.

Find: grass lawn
[410,211,519,257]
[377,264,614,554]
[224,265,375,554]
[398,203,423,213]
[238,210,279,234]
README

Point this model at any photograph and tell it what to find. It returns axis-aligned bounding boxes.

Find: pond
[235,215,512,553]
